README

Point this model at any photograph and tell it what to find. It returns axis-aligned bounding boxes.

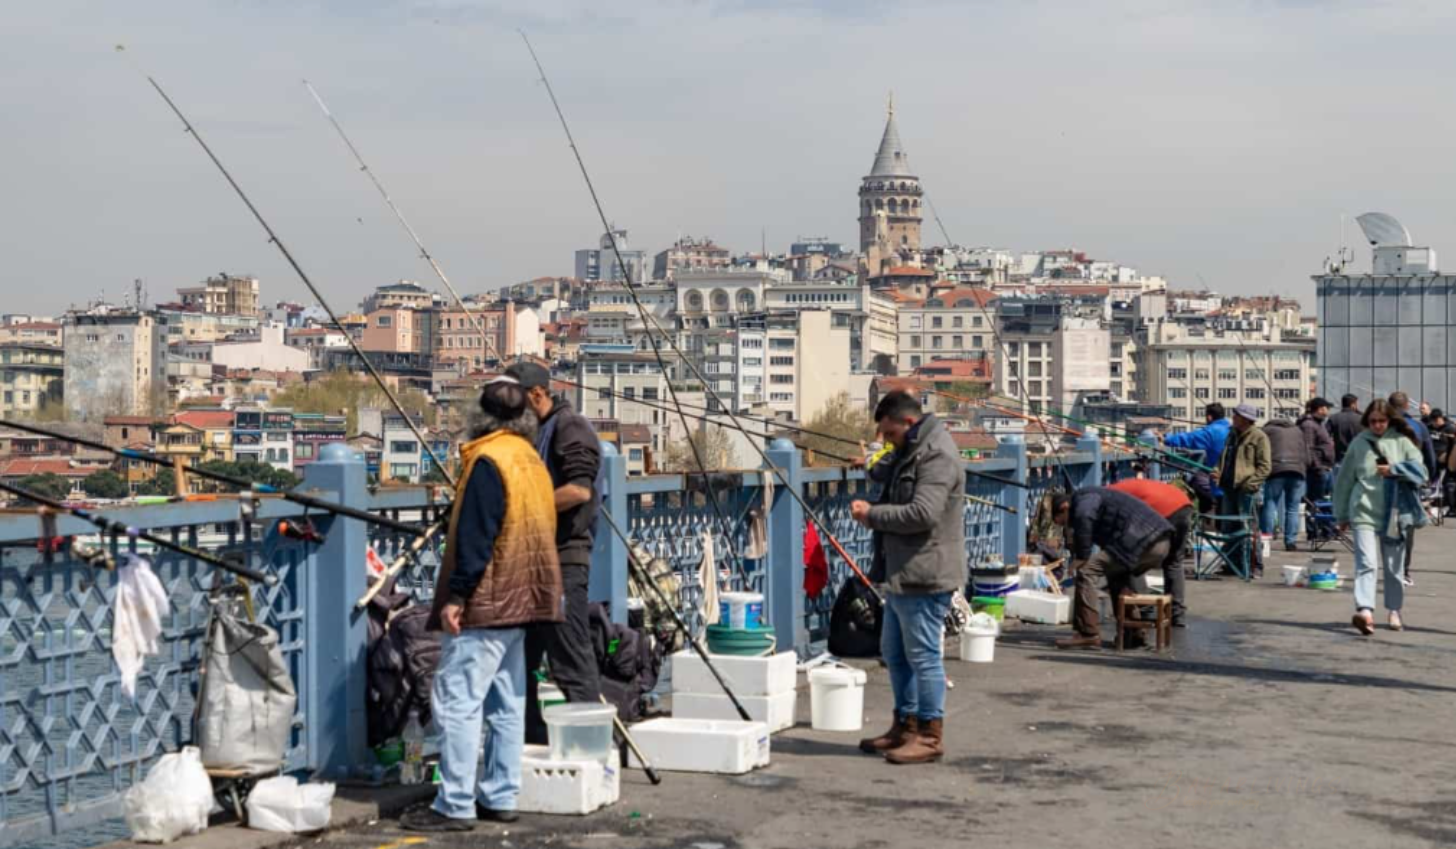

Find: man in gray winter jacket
[1261,418,1310,551]
[851,391,965,765]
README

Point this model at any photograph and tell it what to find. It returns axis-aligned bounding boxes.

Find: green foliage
[271,370,436,435]
[14,473,72,503]
[82,469,129,499]
[194,460,299,493]
[135,469,175,496]
[798,392,874,467]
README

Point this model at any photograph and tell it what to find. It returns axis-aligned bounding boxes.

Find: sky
[6,0,1456,316]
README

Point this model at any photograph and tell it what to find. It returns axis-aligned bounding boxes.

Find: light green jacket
[1332,430,1425,528]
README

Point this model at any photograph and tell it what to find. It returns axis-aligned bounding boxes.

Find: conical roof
[869,105,913,178]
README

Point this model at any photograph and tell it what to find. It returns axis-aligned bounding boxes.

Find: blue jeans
[431,627,526,820]
[1259,473,1306,546]
[880,591,952,722]
[1352,527,1406,613]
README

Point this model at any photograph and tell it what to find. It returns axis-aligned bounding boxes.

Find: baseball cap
[503,361,551,391]
[479,376,528,420]
[1233,403,1260,422]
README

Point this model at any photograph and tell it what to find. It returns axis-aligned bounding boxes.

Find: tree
[13,473,72,503]
[664,425,739,472]
[193,460,299,493]
[421,465,452,485]
[82,469,129,499]
[936,380,987,414]
[135,469,175,496]
[797,392,875,467]
[271,370,436,435]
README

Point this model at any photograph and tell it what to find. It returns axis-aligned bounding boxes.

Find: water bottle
[401,713,425,785]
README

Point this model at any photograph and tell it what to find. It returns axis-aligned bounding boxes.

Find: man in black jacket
[1051,488,1172,650]
[1326,394,1363,464]
[506,362,604,745]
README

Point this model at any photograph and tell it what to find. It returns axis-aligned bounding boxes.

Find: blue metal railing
[1,433,1147,847]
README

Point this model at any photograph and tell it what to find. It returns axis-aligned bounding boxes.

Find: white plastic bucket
[1259,534,1272,561]
[719,592,764,629]
[960,627,997,663]
[1281,565,1305,587]
[808,666,867,732]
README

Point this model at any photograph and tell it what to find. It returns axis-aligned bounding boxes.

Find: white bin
[626,718,770,774]
[807,666,867,732]
[959,627,997,663]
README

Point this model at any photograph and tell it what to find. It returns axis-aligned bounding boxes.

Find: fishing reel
[69,539,115,571]
[276,518,326,545]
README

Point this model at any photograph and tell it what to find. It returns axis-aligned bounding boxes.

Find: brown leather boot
[858,715,916,754]
[885,718,943,765]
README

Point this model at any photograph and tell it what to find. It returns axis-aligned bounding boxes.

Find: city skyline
[8,1,1456,314]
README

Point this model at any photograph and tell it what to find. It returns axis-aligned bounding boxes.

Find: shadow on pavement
[1032,653,1456,693]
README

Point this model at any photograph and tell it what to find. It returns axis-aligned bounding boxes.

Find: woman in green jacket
[1333,399,1427,635]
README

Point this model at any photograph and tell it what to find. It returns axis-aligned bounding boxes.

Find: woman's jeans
[1352,527,1406,613]
[881,591,952,722]
[1259,472,1307,546]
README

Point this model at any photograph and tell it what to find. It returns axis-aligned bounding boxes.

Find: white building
[575,229,646,284]
[896,287,997,372]
[763,279,897,372]
[63,311,165,421]
[209,324,311,373]
[1138,320,1316,423]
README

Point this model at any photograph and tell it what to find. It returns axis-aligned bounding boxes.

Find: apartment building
[362,280,438,314]
[177,273,261,317]
[763,280,897,372]
[0,343,63,418]
[994,296,1112,413]
[653,236,732,280]
[1138,320,1316,423]
[63,310,166,421]
[895,287,997,371]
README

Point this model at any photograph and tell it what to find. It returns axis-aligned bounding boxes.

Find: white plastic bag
[967,611,1000,634]
[123,747,214,843]
[245,775,336,833]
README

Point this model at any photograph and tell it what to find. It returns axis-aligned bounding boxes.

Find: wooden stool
[1115,593,1172,652]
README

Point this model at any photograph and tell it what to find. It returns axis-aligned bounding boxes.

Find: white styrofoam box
[626,718,770,774]
[670,650,796,698]
[1018,565,1054,590]
[671,689,797,733]
[517,745,619,815]
[1005,589,1071,625]
[1142,572,1165,593]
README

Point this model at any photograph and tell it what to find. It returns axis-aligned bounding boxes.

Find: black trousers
[524,565,603,745]
[1162,505,1192,623]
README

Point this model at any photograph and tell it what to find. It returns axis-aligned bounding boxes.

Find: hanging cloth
[113,554,171,700]
[804,521,829,599]
[699,532,721,626]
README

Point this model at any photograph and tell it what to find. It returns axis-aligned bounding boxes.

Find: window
[1246,369,1265,382]
[769,356,795,366]
[770,374,794,384]
[952,316,963,328]
[972,335,984,349]
[769,392,794,402]
[390,440,418,453]
[1169,387,1187,399]
[1218,388,1238,399]
[909,355,921,368]
[952,335,963,349]
[909,316,922,330]
[769,338,795,350]
[1194,369,1210,381]
[973,316,984,328]
[742,357,761,366]
[932,336,943,349]
[376,315,392,327]
[910,335,922,348]
[628,448,643,461]
[1275,388,1301,400]
[642,387,658,401]
[390,463,416,479]
[932,317,943,329]
[1009,362,1020,377]
[1246,388,1265,399]
[1029,362,1043,378]
[295,443,314,459]
[1218,369,1237,381]
[1195,388,1210,399]
[1168,368,1187,380]
[1029,342,1043,357]
[1273,369,1301,381]
[623,387,635,399]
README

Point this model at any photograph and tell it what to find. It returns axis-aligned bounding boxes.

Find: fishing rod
[523,32,891,598]
[0,419,425,536]
[0,481,275,585]
[143,75,454,491]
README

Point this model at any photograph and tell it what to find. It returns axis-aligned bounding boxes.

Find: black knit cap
[479,377,528,420]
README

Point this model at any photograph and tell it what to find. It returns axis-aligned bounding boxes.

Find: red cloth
[804,521,829,598]
[1108,478,1191,518]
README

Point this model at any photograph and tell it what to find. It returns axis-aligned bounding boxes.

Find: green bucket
[705,623,777,656]
[970,596,1006,621]
[373,739,403,767]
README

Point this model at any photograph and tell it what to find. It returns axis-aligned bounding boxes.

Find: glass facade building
[1316,274,1455,409]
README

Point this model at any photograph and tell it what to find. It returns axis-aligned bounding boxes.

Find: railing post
[1076,431,1102,488]
[996,436,1028,565]
[302,444,370,779]
[1138,436,1161,481]
[590,441,628,625]
[764,439,805,654]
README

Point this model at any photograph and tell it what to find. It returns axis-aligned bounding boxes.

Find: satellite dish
[1355,212,1412,247]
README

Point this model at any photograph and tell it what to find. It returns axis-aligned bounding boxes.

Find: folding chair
[1192,510,1256,581]
[1304,497,1354,552]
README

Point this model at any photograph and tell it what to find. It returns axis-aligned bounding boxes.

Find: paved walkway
[314,526,1456,849]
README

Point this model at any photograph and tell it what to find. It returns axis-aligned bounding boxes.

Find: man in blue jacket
[1161,403,1231,512]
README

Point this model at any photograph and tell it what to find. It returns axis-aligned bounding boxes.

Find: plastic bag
[197,603,297,772]
[245,776,336,833]
[123,747,214,843]
[967,611,1000,634]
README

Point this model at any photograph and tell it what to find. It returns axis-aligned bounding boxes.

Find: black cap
[479,377,528,420]
[504,361,551,391]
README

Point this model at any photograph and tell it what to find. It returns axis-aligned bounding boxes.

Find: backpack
[588,603,664,722]
[827,577,883,658]
[365,585,442,747]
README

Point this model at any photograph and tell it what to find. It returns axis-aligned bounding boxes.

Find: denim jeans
[431,627,526,820]
[1352,528,1406,613]
[1259,473,1307,546]
[881,591,952,722]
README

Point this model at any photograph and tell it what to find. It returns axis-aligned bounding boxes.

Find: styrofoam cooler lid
[808,666,867,687]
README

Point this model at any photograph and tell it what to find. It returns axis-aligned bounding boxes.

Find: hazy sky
[6,1,1456,316]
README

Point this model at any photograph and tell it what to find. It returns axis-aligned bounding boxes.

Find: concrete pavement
[257,527,1456,848]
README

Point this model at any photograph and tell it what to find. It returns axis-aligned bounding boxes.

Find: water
[547,722,614,764]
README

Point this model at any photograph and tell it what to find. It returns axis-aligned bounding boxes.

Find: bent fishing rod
[0,419,424,536]
[0,481,275,584]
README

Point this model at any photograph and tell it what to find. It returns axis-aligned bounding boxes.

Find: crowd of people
[1154,392,1451,636]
